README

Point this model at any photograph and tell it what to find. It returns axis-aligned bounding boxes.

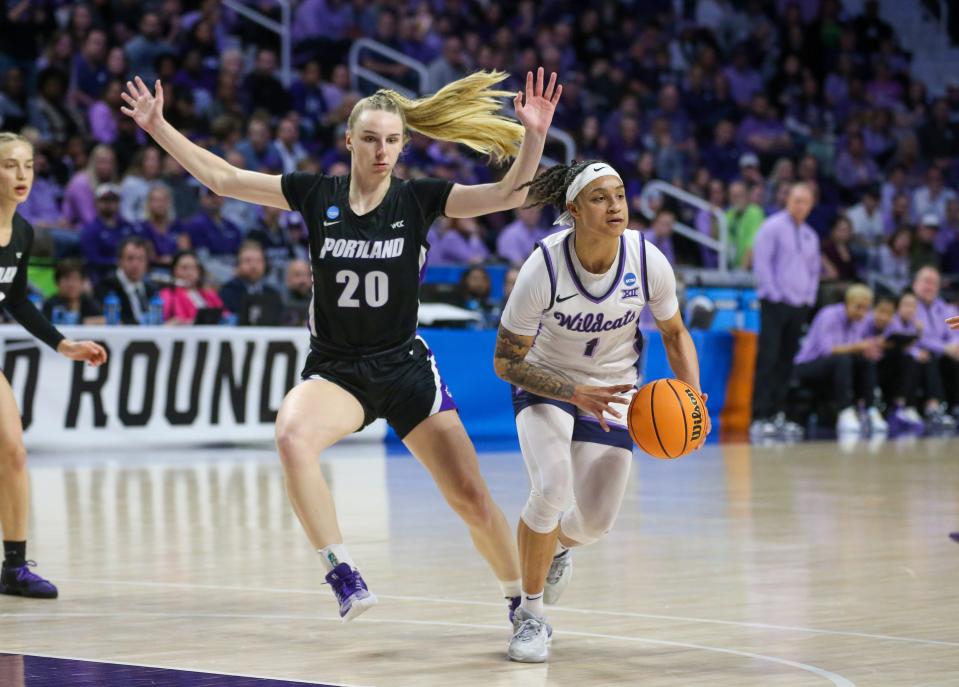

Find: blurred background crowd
[2,0,959,434]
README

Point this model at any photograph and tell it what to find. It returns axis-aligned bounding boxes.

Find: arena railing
[348,38,576,165]
[222,0,293,87]
[638,180,730,275]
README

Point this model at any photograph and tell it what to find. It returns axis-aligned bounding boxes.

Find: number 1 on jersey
[583,337,599,357]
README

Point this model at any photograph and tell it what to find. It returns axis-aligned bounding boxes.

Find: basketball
[628,379,706,459]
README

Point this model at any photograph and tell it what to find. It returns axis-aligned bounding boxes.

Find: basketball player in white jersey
[494,160,711,662]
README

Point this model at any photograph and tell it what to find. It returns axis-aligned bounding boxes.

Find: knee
[521,484,572,534]
[561,507,616,546]
[447,480,494,529]
[275,421,315,470]
[0,444,27,474]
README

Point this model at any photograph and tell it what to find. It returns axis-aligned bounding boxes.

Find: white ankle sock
[499,578,522,600]
[317,544,355,573]
[521,590,545,617]
[554,540,569,557]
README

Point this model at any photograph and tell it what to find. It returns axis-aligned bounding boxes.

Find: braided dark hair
[515,159,605,211]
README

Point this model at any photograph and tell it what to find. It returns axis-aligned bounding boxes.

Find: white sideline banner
[0,325,387,450]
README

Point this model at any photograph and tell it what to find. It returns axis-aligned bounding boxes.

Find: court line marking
[0,648,369,687]
[0,611,855,687]
[57,577,959,649]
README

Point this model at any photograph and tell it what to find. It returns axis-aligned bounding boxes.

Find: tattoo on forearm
[494,327,576,400]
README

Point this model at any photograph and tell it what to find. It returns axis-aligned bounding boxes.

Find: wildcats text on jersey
[319,237,405,260]
[553,309,637,333]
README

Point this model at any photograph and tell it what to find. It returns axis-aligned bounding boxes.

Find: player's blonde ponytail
[347,71,524,163]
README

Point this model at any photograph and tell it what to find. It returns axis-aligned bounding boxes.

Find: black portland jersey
[0,215,64,351]
[281,172,453,357]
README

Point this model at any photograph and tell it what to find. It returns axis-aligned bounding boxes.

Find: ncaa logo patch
[326,205,341,220]
[623,272,637,287]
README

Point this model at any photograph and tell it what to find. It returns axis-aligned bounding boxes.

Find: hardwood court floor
[0,438,957,686]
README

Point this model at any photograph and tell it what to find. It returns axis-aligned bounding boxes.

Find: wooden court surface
[0,438,957,686]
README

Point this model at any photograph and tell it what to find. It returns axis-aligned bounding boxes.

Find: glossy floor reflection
[0,438,957,686]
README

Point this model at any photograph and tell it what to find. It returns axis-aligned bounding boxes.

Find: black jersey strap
[639,232,650,302]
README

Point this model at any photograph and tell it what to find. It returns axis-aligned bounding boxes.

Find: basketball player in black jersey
[0,133,108,598]
[122,69,562,621]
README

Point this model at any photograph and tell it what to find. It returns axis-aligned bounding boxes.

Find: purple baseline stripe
[562,233,626,304]
[639,232,650,302]
[536,240,557,310]
[0,654,328,687]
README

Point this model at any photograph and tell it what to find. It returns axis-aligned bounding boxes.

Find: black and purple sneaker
[0,561,58,599]
[508,595,521,625]
[324,562,376,622]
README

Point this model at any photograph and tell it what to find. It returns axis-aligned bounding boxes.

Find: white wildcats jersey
[501,228,679,388]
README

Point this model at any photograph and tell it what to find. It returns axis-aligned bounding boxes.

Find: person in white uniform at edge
[493,160,712,662]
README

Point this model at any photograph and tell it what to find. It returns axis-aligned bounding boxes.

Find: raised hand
[570,383,634,432]
[513,67,562,138]
[57,339,108,367]
[120,76,166,134]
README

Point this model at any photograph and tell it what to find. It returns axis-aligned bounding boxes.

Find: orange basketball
[628,379,707,459]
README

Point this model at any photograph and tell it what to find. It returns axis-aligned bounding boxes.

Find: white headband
[552,163,623,227]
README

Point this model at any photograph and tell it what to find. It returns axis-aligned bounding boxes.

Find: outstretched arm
[120,77,289,210]
[445,68,562,218]
[493,325,632,431]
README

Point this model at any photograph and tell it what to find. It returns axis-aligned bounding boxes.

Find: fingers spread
[535,66,544,97]
[551,84,563,105]
[544,71,557,99]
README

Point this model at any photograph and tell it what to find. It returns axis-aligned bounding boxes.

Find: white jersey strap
[639,232,650,302]
[536,239,557,312]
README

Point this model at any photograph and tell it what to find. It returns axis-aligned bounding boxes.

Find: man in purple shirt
[430,218,489,265]
[496,206,554,267]
[750,183,821,439]
[793,284,886,435]
[911,266,959,426]
[79,184,144,279]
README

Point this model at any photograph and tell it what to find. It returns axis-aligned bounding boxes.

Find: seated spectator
[911,267,959,426]
[42,259,104,325]
[236,118,283,173]
[821,216,861,285]
[218,241,284,326]
[870,292,926,434]
[455,265,499,328]
[88,79,124,145]
[736,94,792,160]
[181,189,243,257]
[793,284,886,434]
[16,146,63,232]
[912,167,956,224]
[696,179,725,269]
[62,145,117,228]
[648,209,676,265]
[496,206,553,266]
[726,180,764,269]
[79,184,143,278]
[160,250,226,326]
[119,146,164,222]
[95,237,159,325]
[875,227,912,294]
[247,205,298,283]
[700,119,741,183]
[834,132,881,201]
[846,185,885,256]
[273,116,308,175]
[282,258,312,327]
[501,266,519,308]
[935,196,959,253]
[910,213,941,273]
[139,185,185,264]
[430,217,489,265]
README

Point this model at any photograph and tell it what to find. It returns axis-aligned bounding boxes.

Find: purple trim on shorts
[422,337,458,414]
[639,232,650,302]
[572,416,633,450]
[511,386,576,418]
[563,233,625,304]
[418,245,429,284]
[536,240,557,310]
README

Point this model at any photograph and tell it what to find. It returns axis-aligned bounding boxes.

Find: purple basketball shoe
[0,561,58,599]
[325,562,376,622]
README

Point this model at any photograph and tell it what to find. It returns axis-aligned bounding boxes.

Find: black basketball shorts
[301,335,457,438]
